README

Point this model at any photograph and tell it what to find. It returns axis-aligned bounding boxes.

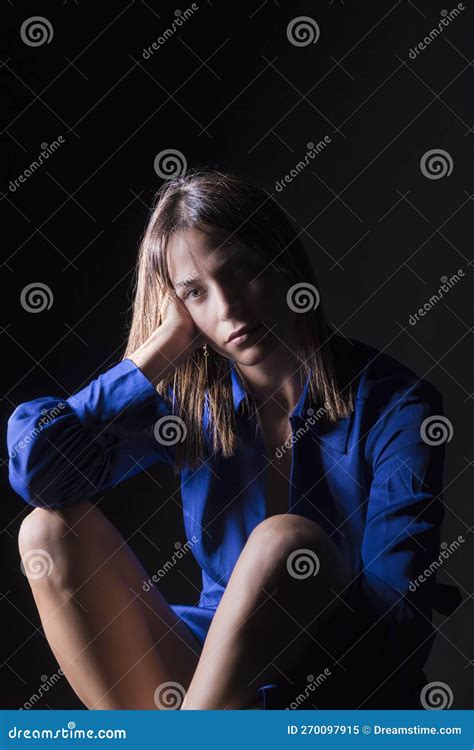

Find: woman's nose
[213,281,245,320]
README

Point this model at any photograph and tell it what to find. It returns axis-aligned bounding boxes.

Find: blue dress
[7,334,461,707]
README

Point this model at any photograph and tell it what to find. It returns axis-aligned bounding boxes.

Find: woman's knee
[245,514,350,593]
[248,514,326,559]
[18,500,95,585]
[240,514,323,582]
[251,513,325,539]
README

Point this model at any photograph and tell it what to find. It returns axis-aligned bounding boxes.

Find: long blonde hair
[123,169,354,472]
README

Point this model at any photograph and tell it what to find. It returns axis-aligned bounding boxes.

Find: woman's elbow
[6,405,82,509]
[8,462,66,509]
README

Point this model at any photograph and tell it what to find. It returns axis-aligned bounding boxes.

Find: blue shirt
[7,335,461,676]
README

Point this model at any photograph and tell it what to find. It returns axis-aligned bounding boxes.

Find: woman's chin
[217,328,279,363]
[232,339,279,365]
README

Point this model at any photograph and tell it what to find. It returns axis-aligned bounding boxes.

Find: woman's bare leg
[181,514,351,710]
[18,499,202,709]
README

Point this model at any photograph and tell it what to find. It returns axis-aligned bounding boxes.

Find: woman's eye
[184,288,201,300]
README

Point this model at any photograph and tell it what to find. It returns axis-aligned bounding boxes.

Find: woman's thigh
[19,499,202,708]
[182,514,352,708]
[248,514,352,674]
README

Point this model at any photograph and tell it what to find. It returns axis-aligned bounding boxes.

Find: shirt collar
[229,363,351,454]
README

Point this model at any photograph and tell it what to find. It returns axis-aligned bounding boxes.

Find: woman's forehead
[166,227,249,284]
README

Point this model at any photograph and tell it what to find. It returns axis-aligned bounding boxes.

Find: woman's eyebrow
[174,275,200,291]
[173,247,248,290]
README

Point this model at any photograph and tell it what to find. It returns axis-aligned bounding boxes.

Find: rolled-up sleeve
[345,378,461,652]
[7,358,176,509]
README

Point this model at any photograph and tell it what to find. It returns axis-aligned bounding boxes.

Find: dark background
[2,0,472,709]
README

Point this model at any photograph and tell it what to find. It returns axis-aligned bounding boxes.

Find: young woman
[8,170,460,711]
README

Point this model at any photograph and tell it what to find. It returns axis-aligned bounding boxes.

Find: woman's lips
[228,323,264,346]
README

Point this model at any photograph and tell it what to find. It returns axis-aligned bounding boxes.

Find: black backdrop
[2,0,472,709]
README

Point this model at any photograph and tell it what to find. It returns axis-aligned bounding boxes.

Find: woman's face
[167,226,298,365]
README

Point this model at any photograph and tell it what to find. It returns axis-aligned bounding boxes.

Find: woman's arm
[128,296,204,384]
[7,316,202,510]
[344,378,461,664]
[128,320,200,385]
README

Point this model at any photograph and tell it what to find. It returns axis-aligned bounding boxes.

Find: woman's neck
[236,346,307,417]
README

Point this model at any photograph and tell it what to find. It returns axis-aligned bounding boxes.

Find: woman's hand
[128,294,207,385]
[161,291,205,353]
